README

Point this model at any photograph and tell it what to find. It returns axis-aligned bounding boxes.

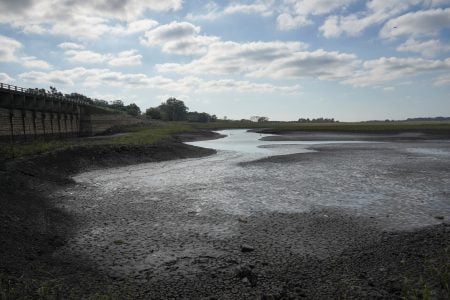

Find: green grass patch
[0,123,193,160]
[402,248,450,300]
[0,273,133,300]
[110,122,192,145]
[193,120,450,134]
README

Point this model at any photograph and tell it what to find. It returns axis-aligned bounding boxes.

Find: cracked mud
[48,130,450,298]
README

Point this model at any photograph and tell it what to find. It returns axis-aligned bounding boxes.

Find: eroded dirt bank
[0,135,216,298]
[1,131,449,299]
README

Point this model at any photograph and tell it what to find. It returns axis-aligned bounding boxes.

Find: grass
[401,248,450,300]
[0,122,194,160]
[1,120,449,160]
[193,120,450,134]
[0,273,133,300]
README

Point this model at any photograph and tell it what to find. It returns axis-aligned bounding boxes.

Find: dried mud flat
[1,132,450,299]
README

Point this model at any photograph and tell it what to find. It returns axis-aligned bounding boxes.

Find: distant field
[193,120,450,134]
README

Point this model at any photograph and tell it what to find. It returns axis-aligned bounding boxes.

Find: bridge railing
[0,82,92,106]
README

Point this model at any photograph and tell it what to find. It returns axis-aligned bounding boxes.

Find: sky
[0,0,449,121]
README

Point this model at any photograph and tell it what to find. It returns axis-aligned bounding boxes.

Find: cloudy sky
[0,0,449,121]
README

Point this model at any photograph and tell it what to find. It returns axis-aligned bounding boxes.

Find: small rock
[241,244,255,252]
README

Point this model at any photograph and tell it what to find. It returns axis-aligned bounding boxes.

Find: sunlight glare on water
[186,129,362,155]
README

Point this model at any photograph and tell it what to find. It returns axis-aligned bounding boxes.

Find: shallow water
[72,130,449,229]
[53,130,450,281]
[186,129,364,155]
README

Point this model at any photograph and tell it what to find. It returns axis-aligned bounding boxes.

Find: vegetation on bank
[0,123,194,160]
[1,120,450,160]
[1,92,449,160]
[192,120,450,134]
[145,97,217,122]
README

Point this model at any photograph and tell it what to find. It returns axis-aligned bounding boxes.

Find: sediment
[0,131,449,299]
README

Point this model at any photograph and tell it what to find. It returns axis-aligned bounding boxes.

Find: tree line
[47,86,142,116]
[145,97,217,123]
[35,86,341,123]
[297,117,338,123]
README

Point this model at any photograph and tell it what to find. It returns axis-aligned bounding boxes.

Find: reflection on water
[74,130,450,231]
[186,129,363,155]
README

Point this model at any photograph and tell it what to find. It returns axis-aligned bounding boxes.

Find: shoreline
[256,130,450,142]
[0,131,220,298]
[1,129,449,298]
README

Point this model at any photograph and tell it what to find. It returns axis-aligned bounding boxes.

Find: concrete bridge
[0,82,144,142]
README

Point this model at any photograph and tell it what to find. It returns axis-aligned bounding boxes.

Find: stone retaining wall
[0,88,145,141]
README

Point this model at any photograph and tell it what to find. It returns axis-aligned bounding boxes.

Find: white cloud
[64,49,142,66]
[186,2,223,21]
[187,1,273,22]
[0,35,52,69]
[320,1,450,38]
[320,1,415,38]
[380,8,450,39]
[22,24,46,35]
[58,42,85,50]
[224,1,274,16]
[433,74,450,86]
[123,19,159,33]
[108,50,142,66]
[110,19,159,35]
[156,35,450,89]
[0,0,177,39]
[0,35,22,62]
[156,41,360,82]
[250,50,359,80]
[21,56,52,69]
[65,50,109,64]
[277,0,356,31]
[178,76,301,94]
[0,72,14,83]
[17,67,301,94]
[345,57,450,87]
[277,13,311,30]
[397,38,450,57]
[141,22,219,55]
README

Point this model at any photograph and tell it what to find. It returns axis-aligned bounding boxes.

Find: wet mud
[42,131,450,298]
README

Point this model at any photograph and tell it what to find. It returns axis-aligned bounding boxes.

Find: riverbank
[1,128,449,299]
[0,131,218,299]
[195,120,450,136]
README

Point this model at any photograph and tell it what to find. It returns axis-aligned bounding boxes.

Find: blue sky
[0,0,449,121]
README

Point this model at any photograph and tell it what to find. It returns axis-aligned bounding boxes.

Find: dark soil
[0,132,449,299]
[0,136,215,299]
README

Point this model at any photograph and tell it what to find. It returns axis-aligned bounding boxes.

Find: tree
[250,116,259,122]
[258,116,269,122]
[187,111,212,123]
[110,100,124,108]
[93,99,109,107]
[124,103,141,116]
[159,97,188,121]
[298,117,337,123]
[146,107,162,119]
